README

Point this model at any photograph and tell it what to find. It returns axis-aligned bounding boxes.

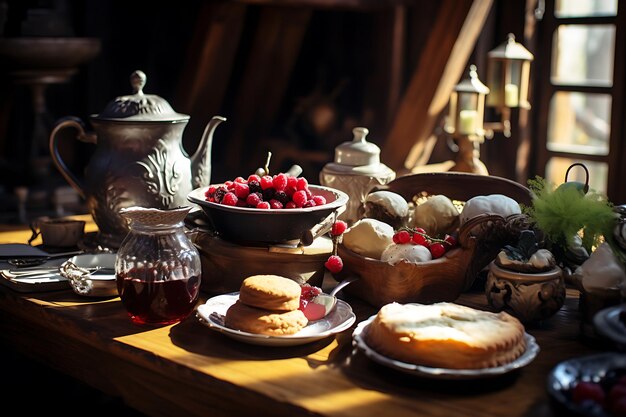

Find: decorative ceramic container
[50,70,226,248]
[486,261,565,323]
[320,127,395,224]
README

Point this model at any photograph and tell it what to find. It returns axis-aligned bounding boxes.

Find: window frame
[532,0,626,203]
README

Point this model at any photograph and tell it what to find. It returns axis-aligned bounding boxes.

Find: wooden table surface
[0,218,610,417]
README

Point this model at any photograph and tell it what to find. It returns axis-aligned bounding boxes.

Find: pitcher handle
[49,116,96,199]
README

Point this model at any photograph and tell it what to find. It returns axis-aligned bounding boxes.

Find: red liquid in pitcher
[117,268,200,325]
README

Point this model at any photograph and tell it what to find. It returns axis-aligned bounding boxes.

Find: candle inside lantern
[504,83,519,107]
[458,109,477,135]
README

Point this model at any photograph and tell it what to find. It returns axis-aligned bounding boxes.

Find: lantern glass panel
[486,60,503,107]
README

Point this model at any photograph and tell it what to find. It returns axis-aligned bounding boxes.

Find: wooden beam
[381,0,494,172]
[175,2,246,128]
[224,6,312,175]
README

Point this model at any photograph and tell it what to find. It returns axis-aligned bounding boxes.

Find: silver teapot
[49,70,226,248]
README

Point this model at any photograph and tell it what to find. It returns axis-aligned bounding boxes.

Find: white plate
[196,293,356,346]
[594,304,626,348]
[352,315,540,380]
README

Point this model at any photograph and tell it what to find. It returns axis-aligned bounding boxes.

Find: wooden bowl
[335,215,497,307]
[194,232,332,296]
[188,184,349,245]
[333,172,533,307]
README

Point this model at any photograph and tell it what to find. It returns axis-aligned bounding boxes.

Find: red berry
[224,180,233,188]
[608,384,626,413]
[222,192,238,206]
[272,173,288,191]
[287,176,298,189]
[234,176,247,183]
[312,195,327,206]
[256,201,270,209]
[232,182,250,199]
[325,255,343,273]
[572,381,606,406]
[206,185,217,196]
[246,193,262,207]
[285,186,296,198]
[292,190,308,207]
[429,242,446,258]
[414,227,426,235]
[303,200,316,208]
[444,234,458,248]
[296,177,308,191]
[285,201,297,209]
[411,232,428,246]
[396,230,411,244]
[300,283,322,300]
[331,220,348,236]
[247,174,261,183]
[260,175,274,190]
[269,199,283,209]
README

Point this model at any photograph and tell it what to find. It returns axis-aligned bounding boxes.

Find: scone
[239,274,301,311]
[365,302,526,369]
[225,301,308,336]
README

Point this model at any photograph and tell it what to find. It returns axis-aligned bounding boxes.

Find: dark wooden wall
[0,0,528,193]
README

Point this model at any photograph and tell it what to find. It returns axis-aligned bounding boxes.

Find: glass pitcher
[116,206,201,324]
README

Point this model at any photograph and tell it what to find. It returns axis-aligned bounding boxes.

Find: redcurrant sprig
[325,220,348,273]
[392,227,458,259]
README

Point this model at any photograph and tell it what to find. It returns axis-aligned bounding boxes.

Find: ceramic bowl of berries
[547,352,626,417]
[188,173,349,245]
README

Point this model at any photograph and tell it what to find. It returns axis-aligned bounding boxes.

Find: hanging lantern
[446,64,490,140]
[486,33,534,110]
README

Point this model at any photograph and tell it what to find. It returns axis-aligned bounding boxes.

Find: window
[534,0,625,201]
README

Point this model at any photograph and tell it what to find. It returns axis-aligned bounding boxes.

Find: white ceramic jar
[320,127,395,224]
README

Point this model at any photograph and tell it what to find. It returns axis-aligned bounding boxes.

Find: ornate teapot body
[50,70,226,248]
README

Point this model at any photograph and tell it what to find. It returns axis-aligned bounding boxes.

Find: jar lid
[93,70,189,122]
[335,127,379,166]
[322,127,395,177]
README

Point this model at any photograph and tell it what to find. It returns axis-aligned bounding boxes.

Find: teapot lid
[322,127,395,177]
[93,70,189,122]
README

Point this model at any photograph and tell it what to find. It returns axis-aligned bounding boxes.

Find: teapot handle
[49,116,97,199]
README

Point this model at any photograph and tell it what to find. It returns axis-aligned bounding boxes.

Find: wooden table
[0,220,609,417]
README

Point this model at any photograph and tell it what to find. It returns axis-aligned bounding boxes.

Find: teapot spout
[191,115,227,189]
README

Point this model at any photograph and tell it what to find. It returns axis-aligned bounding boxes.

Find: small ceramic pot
[31,218,85,247]
[486,261,566,323]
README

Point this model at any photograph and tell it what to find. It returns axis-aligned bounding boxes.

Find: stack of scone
[365,302,526,369]
[225,275,308,336]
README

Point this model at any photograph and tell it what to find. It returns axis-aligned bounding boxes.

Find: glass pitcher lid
[93,70,189,122]
[119,206,191,227]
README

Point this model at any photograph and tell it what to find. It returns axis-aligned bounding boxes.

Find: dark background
[0,0,517,221]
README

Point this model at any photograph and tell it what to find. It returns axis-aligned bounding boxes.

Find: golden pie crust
[365,302,526,369]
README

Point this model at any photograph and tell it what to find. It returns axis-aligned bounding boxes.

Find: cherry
[325,255,343,273]
[444,234,458,247]
[331,220,348,236]
[572,381,606,406]
[429,243,446,259]
[411,232,428,246]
